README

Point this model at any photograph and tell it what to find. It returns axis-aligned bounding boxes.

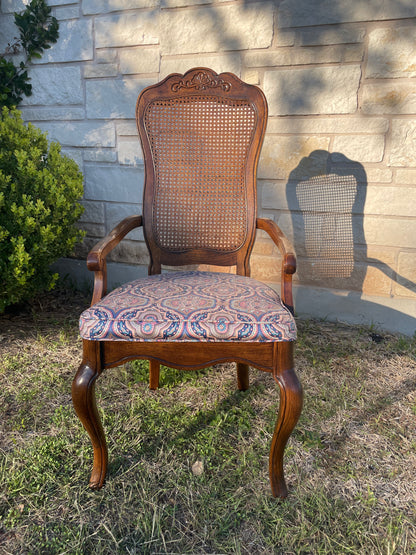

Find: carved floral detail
[171,71,232,92]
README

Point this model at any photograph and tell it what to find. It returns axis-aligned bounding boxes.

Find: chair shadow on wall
[285,150,416,334]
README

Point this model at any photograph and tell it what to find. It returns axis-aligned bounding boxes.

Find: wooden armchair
[72,68,302,498]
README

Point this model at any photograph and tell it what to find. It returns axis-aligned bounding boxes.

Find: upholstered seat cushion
[79,271,296,342]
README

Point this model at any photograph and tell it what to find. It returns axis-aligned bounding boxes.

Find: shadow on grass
[319,374,416,458]
[108,372,268,483]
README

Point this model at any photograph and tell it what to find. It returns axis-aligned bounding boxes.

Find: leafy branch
[0,0,59,108]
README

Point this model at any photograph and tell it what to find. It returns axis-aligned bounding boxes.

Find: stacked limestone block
[1,0,415,334]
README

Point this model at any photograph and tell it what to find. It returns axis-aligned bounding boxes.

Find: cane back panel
[136,68,267,270]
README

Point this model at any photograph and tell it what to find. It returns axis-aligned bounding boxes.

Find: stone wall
[1,0,415,334]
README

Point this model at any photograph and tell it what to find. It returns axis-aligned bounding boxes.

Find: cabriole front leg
[72,361,108,489]
[269,342,303,498]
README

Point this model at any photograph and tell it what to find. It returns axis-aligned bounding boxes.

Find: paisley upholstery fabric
[79,271,296,342]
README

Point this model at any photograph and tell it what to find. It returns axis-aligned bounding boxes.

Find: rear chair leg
[237,363,250,391]
[72,362,108,489]
[149,360,160,390]
[269,343,303,498]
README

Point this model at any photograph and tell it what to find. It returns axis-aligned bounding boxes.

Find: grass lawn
[0,287,415,554]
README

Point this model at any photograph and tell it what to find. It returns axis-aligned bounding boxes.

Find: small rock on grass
[192,461,204,476]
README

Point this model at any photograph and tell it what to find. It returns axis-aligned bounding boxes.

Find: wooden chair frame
[72,69,303,498]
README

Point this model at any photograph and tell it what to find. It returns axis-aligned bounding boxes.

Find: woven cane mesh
[296,174,357,278]
[144,95,256,252]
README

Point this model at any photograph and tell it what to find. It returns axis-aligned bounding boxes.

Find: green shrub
[0,107,84,311]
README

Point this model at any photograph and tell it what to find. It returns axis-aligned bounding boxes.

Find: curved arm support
[86,215,143,305]
[256,218,296,313]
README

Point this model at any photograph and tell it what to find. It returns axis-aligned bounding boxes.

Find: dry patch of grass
[0,288,415,553]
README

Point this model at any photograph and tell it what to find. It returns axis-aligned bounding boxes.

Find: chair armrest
[87,215,143,305]
[87,215,143,271]
[256,218,296,314]
[256,218,296,274]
